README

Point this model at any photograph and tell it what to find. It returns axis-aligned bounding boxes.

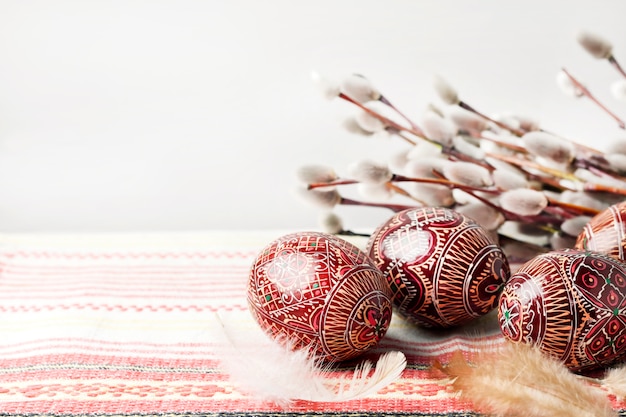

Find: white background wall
[1,0,625,233]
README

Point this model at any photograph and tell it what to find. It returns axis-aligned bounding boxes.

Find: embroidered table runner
[0,231,621,416]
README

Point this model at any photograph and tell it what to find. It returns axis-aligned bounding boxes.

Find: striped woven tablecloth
[0,230,620,416]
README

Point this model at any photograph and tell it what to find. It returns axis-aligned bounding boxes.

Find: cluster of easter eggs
[247,207,510,362]
[247,201,626,372]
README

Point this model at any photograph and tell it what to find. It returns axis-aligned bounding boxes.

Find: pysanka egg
[576,201,626,261]
[247,231,393,362]
[366,207,510,328]
[498,249,626,373]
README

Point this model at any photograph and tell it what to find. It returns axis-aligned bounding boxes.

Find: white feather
[213,312,406,405]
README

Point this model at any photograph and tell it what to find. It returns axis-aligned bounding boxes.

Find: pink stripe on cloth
[0,231,620,416]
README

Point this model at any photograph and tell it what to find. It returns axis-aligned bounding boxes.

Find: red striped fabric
[0,232,621,416]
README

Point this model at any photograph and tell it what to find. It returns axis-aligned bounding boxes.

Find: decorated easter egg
[366,207,510,328]
[498,249,626,373]
[247,231,393,362]
[576,201,626,261]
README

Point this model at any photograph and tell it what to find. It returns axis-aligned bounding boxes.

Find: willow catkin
[577,30,613,59]
[443,161,493,188]
[295,188,341,209]
[354,108,386,133]
[296,164,338,185]
[421,111,457,147]
[433,75,460,105]
[522,131,575,164]
[319,211,344,234]
[611,80,626,102]
[348,160,393,185]
[339,73,381,103]
[499,188,548,216]
[492,168,529,190]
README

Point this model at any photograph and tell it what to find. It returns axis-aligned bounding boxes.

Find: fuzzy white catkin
[405,140,444,160]
[403,158,448,179]
[574,168,626,191]
[511,114,540,132]
[606,153,626,174]
[421,111,457,147]
[339,74,381,103]
[452,188,480,205]
[452,136,486,160]
[357,183,393,201]
[319,211,343,234]
[492,168,529,190]
[559,190,609,212]
[605,138,626,155]
[409,183,455,207]
[433,75,459,105]
[447,107,488,132]
[388,149,411,174]
[561,216,592,237]
[577,30,613,59]
[556,70,584,98]
[522,131,575,164]
[343,117,374,136]
[443,161,493,187]
[456,203,505,231]
[499,188,548,216]
[310,70,340,100]
[480,131,521,156]
[296,164,338,185]
[611,80,626,102]
[348,160,393,185]
[426,102,445,118]
[295,188,341,209]
[489,114,521,133]
[550,233,577,250]
[354,109,386,133]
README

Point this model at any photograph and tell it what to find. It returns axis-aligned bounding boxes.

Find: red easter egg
[498,249,626,373]
[247,231,393,362]
[576,201,626,261]
[366,207,510,328]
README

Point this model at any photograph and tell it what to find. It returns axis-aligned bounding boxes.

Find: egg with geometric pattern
[247,231,393,362]
[366,207,510,328]
[576,200,626,261]
[498,249,626,373]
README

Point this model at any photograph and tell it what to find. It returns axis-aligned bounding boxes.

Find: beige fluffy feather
[599,364,626,400]
[213,312,406,406]
[433,342,616,417]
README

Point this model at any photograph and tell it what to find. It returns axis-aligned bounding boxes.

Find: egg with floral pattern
[247,231,393,362]
[366,207,510,328]
[498,249,626,373]
[576,201,626,261]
